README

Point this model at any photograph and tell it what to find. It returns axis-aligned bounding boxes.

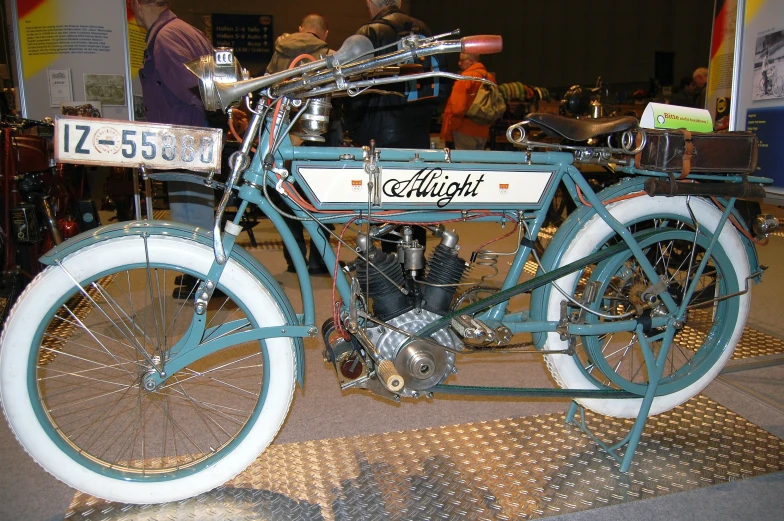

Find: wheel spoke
[557,216,741,400]
[36,263,266,476]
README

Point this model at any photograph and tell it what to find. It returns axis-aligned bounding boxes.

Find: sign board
[9,0,133,121]
[706,0,738,130]
[126,2,147,121]
[730,0,784,195]
[211,14,273,62]
[641,102,714,132]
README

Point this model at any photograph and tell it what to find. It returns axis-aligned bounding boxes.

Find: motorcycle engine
[349,227,468,397]
[364,309,458,396]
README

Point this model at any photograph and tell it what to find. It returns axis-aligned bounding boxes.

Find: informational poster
[746,107,784,185]
[9,0,132,120]
[731,0,784,195]
[46,68,72,106]
[211,14,273,62]
[750,29,784,101]
[707,0,738,130]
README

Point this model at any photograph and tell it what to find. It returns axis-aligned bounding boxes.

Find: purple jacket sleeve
[153,29,207,108]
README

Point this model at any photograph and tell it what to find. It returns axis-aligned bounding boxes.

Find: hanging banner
[731,0,784,195]
[10,0,132,121]
[707,0,738,130]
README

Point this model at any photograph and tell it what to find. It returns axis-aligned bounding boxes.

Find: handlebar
[273,35,502,99]
[3,115,54,129]
[193,32,503,265]
[188,33,504,111]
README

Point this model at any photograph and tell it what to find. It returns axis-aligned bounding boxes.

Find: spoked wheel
[543,197,749,417]
[773,75,784,97]
[0,235,296,503]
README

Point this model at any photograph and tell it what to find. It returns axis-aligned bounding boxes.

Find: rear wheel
[773,75,784,97]
[0,235,296,503]
[543,196,749,417]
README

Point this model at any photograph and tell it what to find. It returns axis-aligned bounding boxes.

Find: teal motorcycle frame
[0,32,774,505]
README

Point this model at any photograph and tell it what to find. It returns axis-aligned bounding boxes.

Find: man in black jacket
[343,0,439,149]
[267,13,334,275]
[344,0,440,251]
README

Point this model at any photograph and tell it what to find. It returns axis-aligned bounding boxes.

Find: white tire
[0,235,296,503]
[543,196,749,417]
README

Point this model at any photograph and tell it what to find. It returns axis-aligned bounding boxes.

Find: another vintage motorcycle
[0,32,776,504]
[0,117,99,324]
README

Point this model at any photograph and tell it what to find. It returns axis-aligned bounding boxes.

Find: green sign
[641,102,714,132]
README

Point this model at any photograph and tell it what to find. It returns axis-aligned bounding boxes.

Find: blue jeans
[168,180,215,229]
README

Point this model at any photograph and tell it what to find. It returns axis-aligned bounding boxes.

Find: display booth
[730,0,784,199]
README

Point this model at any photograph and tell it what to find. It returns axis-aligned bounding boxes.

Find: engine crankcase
[366,308,461,396]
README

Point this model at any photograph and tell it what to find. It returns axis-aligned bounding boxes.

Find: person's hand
[229,108,249,140]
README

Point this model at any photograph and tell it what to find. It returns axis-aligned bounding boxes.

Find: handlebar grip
[461,35,503,55]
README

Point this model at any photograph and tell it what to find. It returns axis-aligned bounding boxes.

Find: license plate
[54,116,223,173]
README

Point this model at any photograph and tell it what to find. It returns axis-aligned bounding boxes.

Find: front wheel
[543,196,749,418]
[0,235,296,504]
[773,75,784,97]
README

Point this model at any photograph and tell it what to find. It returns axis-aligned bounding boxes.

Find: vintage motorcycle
[0,117,99,324]
[0,32,776,505]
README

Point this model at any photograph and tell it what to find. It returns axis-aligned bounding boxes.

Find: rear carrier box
[637,129,758,176]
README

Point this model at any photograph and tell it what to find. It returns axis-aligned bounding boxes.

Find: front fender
[529,177,761,347]
[41,220,307,387]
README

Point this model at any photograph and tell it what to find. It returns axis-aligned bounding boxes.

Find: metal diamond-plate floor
[65,394,784,521]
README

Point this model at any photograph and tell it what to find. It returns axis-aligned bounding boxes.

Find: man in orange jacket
[441,53,496,150]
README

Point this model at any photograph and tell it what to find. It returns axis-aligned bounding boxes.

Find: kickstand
[565,322,674,473]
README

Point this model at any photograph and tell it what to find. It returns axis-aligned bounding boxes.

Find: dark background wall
[169,0,715,92]
[411,0,715,91]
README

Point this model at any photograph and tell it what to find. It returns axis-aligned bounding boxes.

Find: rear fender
[529,177,761,347]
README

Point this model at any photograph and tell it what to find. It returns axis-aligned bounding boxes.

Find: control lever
[212,109,261,264]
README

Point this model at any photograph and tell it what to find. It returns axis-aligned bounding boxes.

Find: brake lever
[304,71,493,99]
[275,35,502,99]
[430,29,461,41]
[374,29,462,55]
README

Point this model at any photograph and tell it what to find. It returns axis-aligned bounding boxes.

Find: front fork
[140,217,315,391]
[142,198,314,391]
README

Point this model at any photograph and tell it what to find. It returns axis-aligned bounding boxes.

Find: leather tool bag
[636,129,758,179]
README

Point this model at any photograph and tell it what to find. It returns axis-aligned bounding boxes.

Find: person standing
[693,67,708,109]
[344,0,439,149]
[761,51,774,95]
[266,14,330,74]
[440,53,496,150]
[344,0,440,251]
[669,75,698,108]
[266,14,334,275]
[131,0,216,296]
